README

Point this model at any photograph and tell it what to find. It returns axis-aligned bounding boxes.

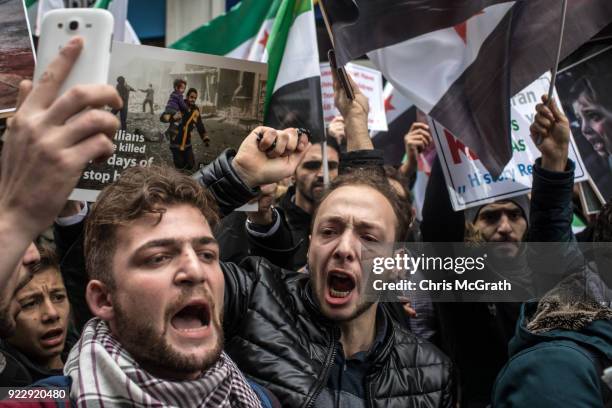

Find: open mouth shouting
[40,327,65,348]
[325,270,357,306]
[585,134,610,158]
[170,300,212,340]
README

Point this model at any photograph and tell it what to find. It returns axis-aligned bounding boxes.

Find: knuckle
[38,70,57,85]
[11,114,38,139]
[84,109,107,127]
[68,85,88,101]
[37,139,59,163]
[55,152,72,170]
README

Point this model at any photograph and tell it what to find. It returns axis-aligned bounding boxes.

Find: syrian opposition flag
[171,0,324,140]
[321,0,612,177]
[371,84,436,220]
[372,83,417,166]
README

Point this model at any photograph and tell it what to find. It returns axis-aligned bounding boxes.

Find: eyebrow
[18,286,67,299]
[134,236,218,252]
[319,215,385,231]
[479,207,522,216]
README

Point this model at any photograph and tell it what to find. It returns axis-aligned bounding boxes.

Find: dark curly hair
[84,165,219,287]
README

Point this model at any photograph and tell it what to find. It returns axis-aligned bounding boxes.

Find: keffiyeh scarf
[64,318,262,408]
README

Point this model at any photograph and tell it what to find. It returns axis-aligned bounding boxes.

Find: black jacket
[198,150,454,407]
[420,157,577,408]
[222,259,454,407]
[246,186,311,271]
[0,341,62,387]
[53,149,453,406]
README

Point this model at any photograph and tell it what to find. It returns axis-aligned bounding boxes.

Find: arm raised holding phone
[0,37,121,298]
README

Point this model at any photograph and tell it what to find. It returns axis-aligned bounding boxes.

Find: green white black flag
[171,0,324,140]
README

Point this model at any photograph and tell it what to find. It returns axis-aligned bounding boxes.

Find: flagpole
[319,1,354,100]
[535,0,567,146]
[321,138,330,187]
[547,0,568,102]
[317,0,335,47]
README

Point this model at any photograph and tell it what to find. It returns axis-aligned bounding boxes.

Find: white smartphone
[34,9,114,96]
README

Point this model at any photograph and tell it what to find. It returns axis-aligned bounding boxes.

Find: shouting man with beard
[32,125,310,406]
[71,163,284,407]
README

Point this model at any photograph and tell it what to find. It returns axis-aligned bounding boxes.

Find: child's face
[177,83,186,94]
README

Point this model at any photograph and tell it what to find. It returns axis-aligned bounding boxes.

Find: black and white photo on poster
[72,42,267,201]
[556,46,612,204]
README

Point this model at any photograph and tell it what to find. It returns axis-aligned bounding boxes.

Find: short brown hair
[84,165,219,287]
[33,244,60,275]
[312,169,412,241]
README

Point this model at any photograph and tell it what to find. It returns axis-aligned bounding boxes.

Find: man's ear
[86,280,114,321]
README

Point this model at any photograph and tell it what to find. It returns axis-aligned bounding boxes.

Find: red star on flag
[453,11,484,44]
[259,30,270,48]
[384,95,395,112]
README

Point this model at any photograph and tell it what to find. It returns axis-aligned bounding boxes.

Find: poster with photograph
[0,0,36,115]
[72,42,267,202]
[433,73,588,211]
[556,47,612,204]
[578,180,603,215]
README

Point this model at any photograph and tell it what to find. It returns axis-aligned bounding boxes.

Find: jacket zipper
[365,376,374,408]
[304,329,339,408]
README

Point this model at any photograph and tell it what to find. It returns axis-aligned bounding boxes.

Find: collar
[281,186,312,222]
[336,305,388,363]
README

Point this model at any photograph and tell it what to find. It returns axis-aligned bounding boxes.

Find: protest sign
[578,180,603,215]
[0,0,36,115]
[72,42,267,202]
[556,47,612,204]
[432,73,588,211]
[320,62,387,132]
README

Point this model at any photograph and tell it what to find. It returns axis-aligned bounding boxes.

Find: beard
[308,181,325,202]
[111,291,223,379]
[327,299,375,323]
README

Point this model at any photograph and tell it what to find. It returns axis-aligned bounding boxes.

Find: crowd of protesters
[0,36,611,408]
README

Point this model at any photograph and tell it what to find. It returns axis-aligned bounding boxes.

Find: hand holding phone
[34,9,114,96]
[328,49,354,100]
[1,36,121,243]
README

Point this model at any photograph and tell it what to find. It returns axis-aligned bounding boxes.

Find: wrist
[232,156,257,189]
[0,203,38,245]
[541,147,569,172]
[247,208,274,226]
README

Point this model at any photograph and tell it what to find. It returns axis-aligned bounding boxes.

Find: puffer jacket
[221,258,454,407]
[197,150,454,407]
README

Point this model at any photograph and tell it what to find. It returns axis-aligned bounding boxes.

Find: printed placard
[320,62,387,131]
[72,42,267,202]
[434,73,588,211]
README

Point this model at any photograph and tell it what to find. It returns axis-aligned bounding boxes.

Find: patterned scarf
[64,318,262,408]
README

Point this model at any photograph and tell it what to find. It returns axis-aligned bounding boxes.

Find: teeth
[330,288,350,298]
